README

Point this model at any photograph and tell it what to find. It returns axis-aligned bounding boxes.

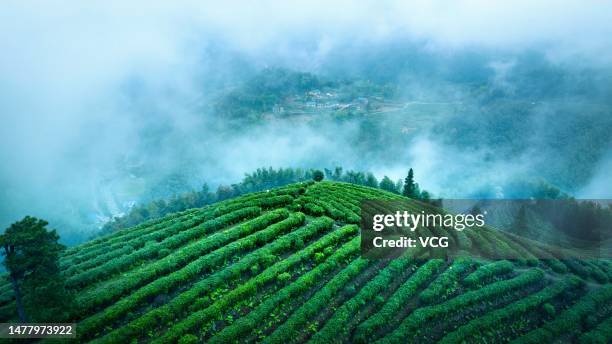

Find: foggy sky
[1,1,611,242]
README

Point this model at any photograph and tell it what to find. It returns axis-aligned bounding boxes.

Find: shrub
[178,334,198,344]
[579,316,612,344]
[463,260,514,287]
[294,238,305,249]
[314,252,325,263]
[543,303,555,317]
[288,202,302,211]
[158,248,171,258]
[303,203,325,216]
[277,272,292,284]
[250,264,260,275]
[419,258,474,304]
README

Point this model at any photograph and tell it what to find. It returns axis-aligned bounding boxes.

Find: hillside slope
[0,181,611,343]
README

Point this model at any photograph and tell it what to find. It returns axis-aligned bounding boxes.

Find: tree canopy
[1,216,71,321]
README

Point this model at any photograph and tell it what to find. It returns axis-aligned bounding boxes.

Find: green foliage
[92,216,339,343]
[215,68,328,119]
[402,168,418,198]
[302,203,325,216]
[439,276,583,343]
[68,206,263,289]
[354,259,445,343]
[463,260,515,288]
[543,303,555,317]
[0,181,608,343]
[265,257,371,344]
[379,176,399,194]
[314,252,325,263]
[312,170,324,182]
[153,222,355,344]
[101,170,312,234]
[178,334,198,344]
[365,173,379,188]
[209,237,361,344]
[276,272,291,284]
[579,316,612,344]
[512,285,612,344]
[0,216,72,322]
[1,216,63,283]
[77,212,306,341]
[433,95,612,190]
[400,168,435,203]
[309,254,419,343]
[379,269,546,343]
[419,258,475,304]
[100,166,424,235]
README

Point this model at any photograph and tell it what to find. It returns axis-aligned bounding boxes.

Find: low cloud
[1,1,611,242]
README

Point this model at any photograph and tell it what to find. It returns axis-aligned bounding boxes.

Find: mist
[2,1,612,244]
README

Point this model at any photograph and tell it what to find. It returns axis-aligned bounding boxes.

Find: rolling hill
[0,181,610,343]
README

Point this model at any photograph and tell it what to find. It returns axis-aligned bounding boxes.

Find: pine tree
[403,168,418,198]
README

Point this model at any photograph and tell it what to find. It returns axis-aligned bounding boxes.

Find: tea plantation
[0,181,610,343]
